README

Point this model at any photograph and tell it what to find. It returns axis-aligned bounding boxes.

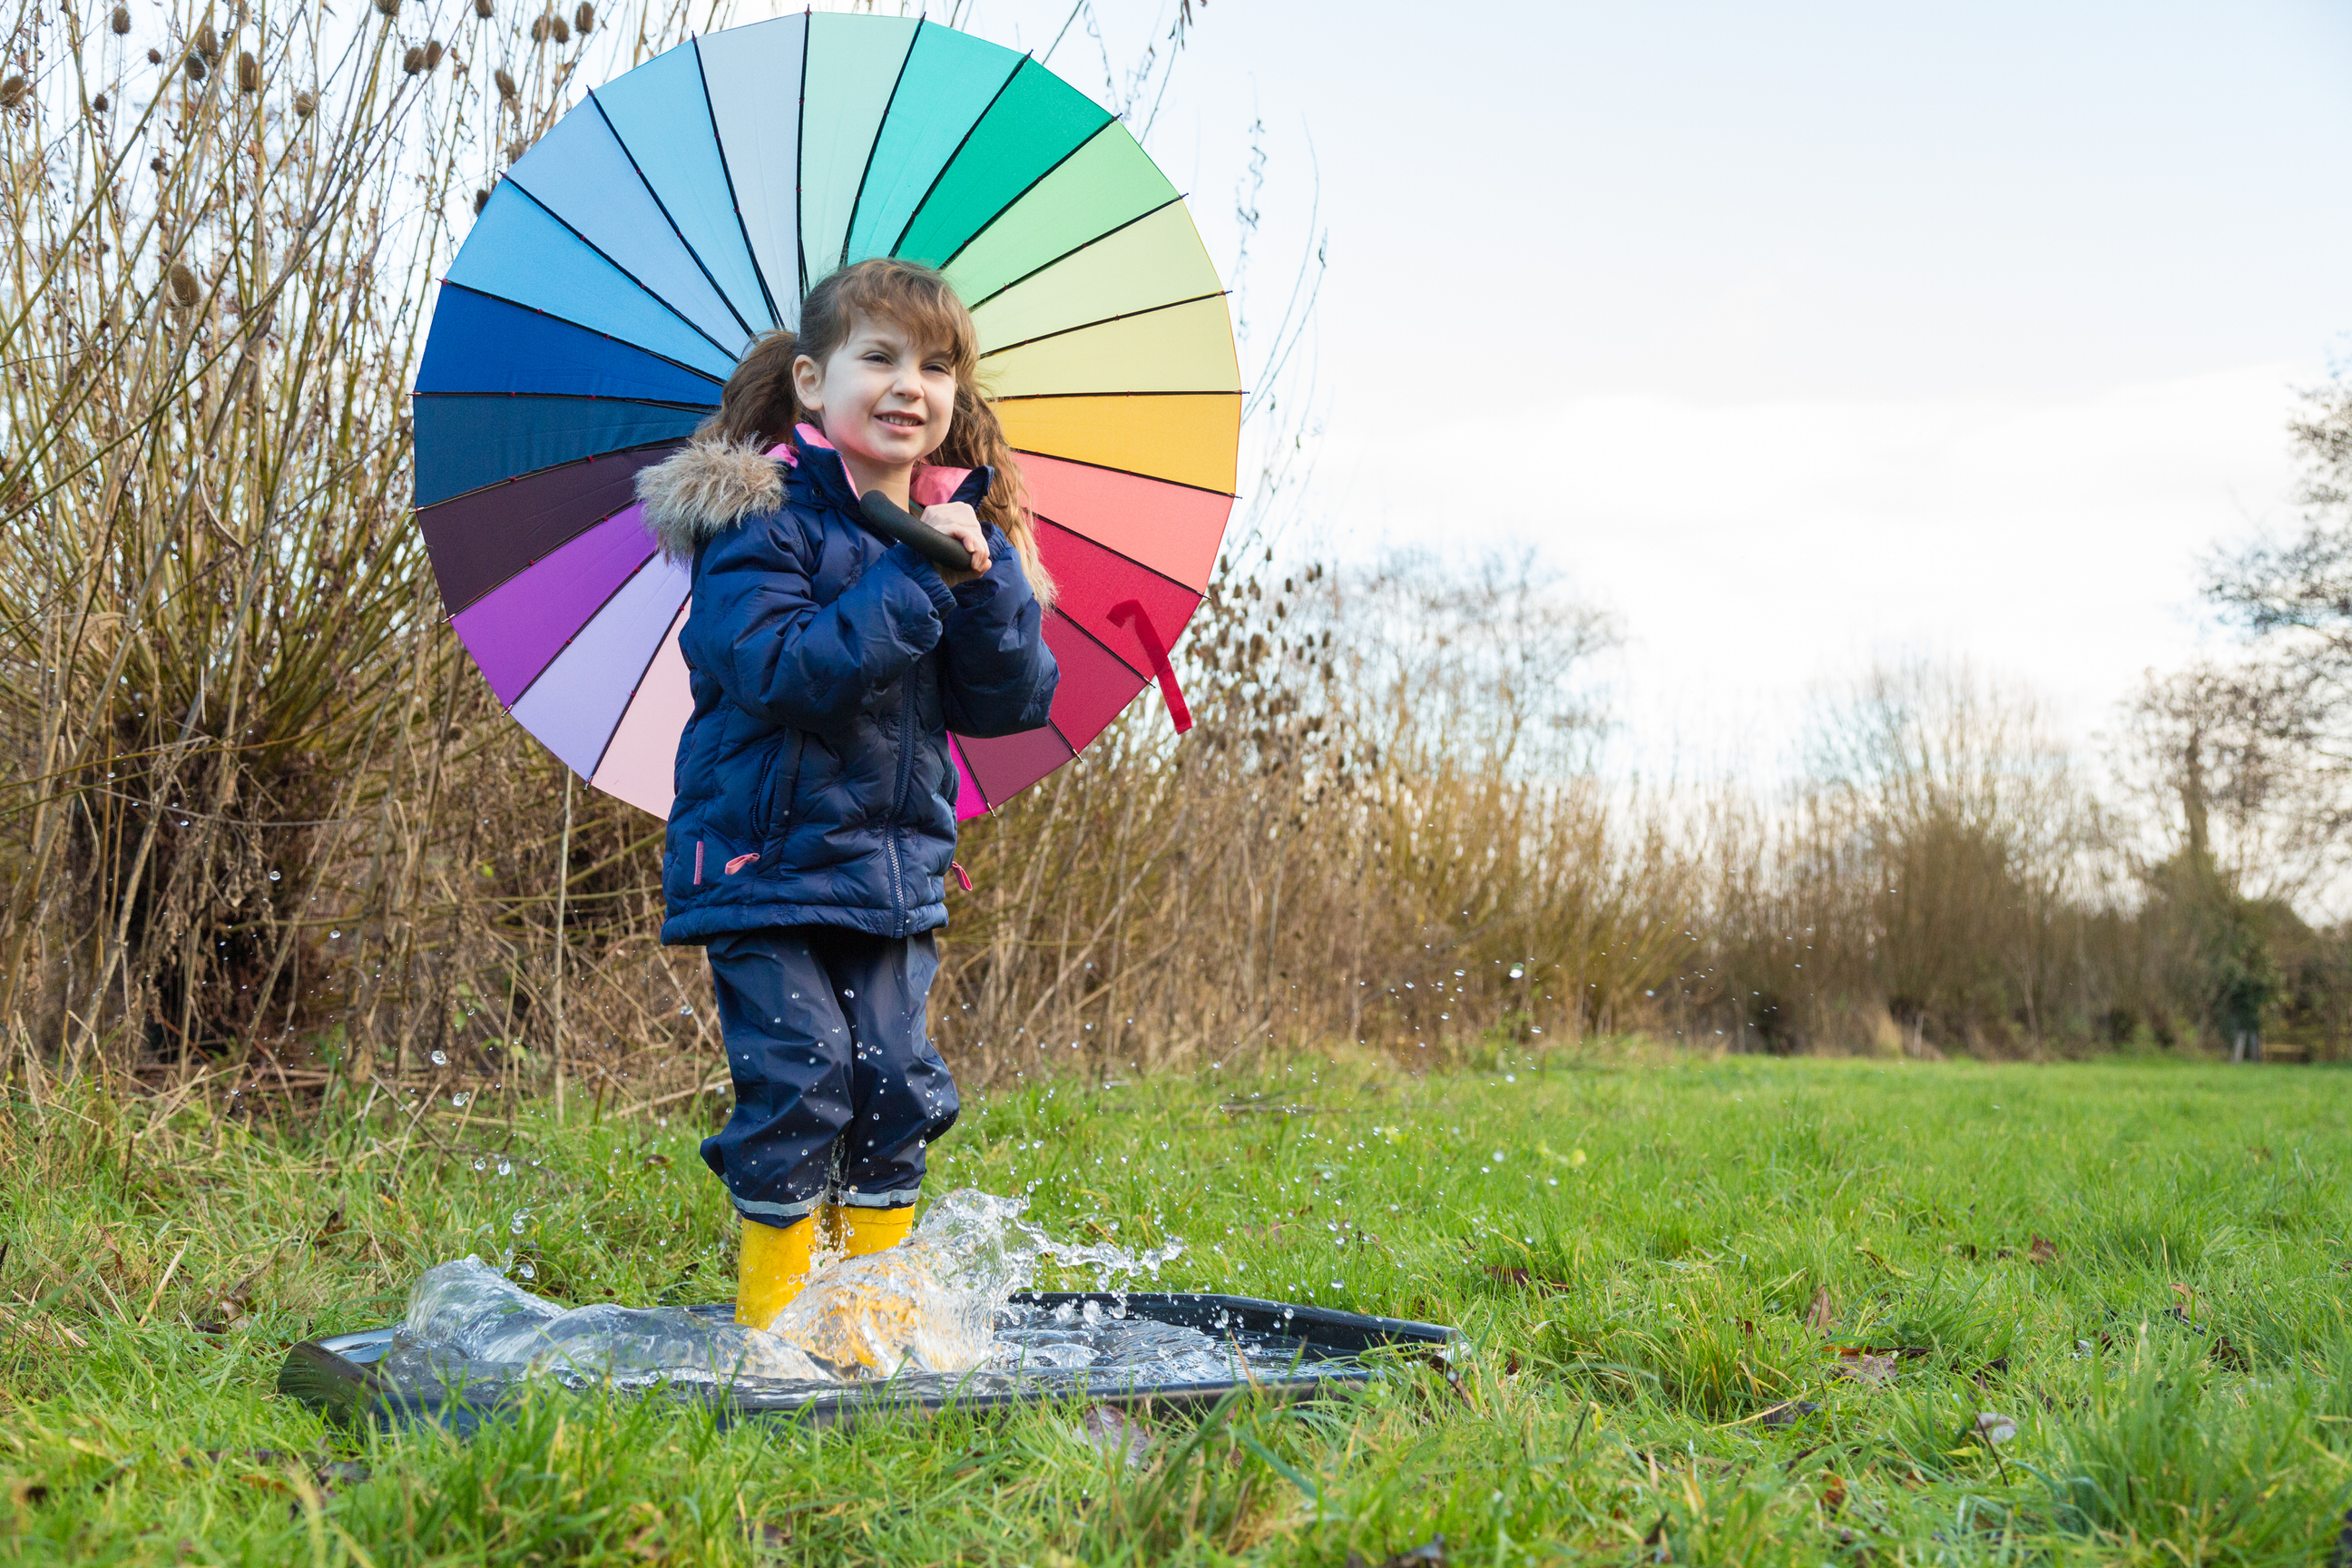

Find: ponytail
[696,328,801,450]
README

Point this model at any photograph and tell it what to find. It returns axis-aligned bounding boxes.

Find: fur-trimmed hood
[636,440,785,563]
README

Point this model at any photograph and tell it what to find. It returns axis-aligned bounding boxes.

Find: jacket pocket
[755,731,806,841]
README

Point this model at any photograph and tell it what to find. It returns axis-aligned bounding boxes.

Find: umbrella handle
[858,490,977,573]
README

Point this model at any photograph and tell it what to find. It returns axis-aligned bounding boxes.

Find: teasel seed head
[292,88,316,116]
[169,261,201,308]
[402,45,424,74]
[111,5,132,34]
[238,51,259,91]
[573,3,593,34]
[494,65,515,98]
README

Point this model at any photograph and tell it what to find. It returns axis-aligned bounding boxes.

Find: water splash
[754,1189,1180,1378]
[381,1189,1256,1400]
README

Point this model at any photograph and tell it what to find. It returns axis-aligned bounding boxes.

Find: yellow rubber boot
[827,1202,917,1257]
[734,1213,818,1329]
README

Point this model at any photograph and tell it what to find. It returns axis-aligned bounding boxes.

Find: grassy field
[5,1048,2351,1565]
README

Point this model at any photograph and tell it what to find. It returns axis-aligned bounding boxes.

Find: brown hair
[698,258,1055,608]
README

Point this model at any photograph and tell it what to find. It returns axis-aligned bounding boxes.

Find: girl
[636,259,1059,1330]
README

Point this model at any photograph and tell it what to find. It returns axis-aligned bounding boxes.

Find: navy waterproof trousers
[700,926,960,1223]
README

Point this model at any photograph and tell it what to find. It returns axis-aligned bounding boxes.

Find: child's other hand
[921,502,990,584]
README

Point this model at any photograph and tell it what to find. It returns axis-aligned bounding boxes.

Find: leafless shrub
[0,0,703,1095]
[938,545,1685,1076]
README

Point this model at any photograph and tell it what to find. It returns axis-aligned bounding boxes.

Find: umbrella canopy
[413,14,1239,820]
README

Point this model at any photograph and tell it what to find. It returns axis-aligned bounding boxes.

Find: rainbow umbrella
[413,14,1238,820]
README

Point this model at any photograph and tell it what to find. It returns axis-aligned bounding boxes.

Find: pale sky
[812,1,2352,770]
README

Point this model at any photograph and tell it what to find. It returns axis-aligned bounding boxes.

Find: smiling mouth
[876,411,923,430]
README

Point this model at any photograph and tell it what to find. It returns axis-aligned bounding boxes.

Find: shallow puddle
[375,1189,1340,1403]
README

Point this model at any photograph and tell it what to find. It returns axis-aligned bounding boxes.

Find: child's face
[792,313,956,476]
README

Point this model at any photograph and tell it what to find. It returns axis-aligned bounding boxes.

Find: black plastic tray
[278,1290,1455,1434]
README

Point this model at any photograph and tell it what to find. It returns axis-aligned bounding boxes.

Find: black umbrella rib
[933,117,1122,279]
[428,283,727,394]
[580,591,689,784]
[498,558,676,730]
[835,18,925,282]
[693,34,786,332]
[956,194,1186,314]
[1044,603,1152,687]
[1002,436,1240,502]
[977,291,1230,360]
[792,20,813,302]
[411,391,719,413]
[879,50,1028,261]
[499,179,744,368]
[589,87,761,344]
[415,437,688,519]
[1028,516,1211,615]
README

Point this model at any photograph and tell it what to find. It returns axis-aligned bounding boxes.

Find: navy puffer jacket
[638,426,1058,945]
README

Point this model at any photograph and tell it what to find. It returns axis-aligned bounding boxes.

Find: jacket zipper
[885,671,917,927]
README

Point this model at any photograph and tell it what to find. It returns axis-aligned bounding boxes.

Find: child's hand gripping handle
[858,490,978,573]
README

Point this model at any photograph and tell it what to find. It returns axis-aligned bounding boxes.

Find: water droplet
[679,1004,693,1016]
[472,1157,486,1171]
[516,1260,535,1279]
[430,1049,447,1065]
[1508,965,1524,979]
[329,929,341,939]
[510,1211,529,1234]
[496,1159,513,1177]
[269,869,281,882]
[450,1092,470,1108]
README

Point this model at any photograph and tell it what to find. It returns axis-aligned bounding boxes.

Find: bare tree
[2204,379,2352,774]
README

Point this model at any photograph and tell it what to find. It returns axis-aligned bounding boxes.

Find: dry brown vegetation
[3,0,2346,1122]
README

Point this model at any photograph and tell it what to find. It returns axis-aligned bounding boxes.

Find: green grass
[5,1049,2352,1564]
